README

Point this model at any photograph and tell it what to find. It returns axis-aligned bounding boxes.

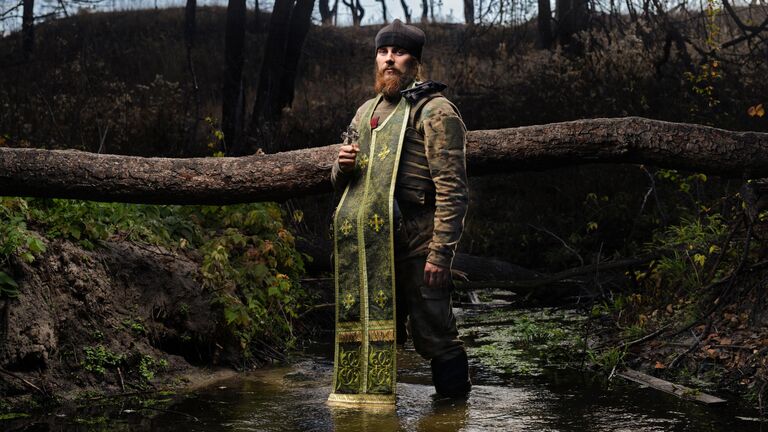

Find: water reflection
[3,333,767,431]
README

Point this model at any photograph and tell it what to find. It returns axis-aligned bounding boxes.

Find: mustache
[381,66,402,76]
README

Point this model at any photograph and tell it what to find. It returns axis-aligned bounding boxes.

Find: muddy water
[4,308,766,431]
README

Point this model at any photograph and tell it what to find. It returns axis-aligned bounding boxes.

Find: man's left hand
[424,262,451,289]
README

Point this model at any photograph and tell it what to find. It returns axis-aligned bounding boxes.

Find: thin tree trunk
[275,0,315,119]
[2,118,768,205]
[183,0,201,156]
[421,0,429,23]
[319,0,333,25]
[222,0,247,155]
[252,0,261,32]
[537,0,552,49]
[463,0,474,24]
[400,0,412,23]
[22,0,34,60]
[244,0,295,155]
[377,0,388,23]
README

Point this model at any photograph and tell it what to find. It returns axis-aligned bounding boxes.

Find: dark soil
[0,237,225,410]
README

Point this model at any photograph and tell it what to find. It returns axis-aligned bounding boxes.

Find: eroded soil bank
[1,237,232,412]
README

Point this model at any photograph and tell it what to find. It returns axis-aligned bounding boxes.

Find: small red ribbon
[370,116,379,129]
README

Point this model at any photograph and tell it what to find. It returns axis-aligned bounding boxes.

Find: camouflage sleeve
[330,101,370,191]
[420,97,469,269]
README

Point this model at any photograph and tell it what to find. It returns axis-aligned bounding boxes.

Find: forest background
[1,0,768,413]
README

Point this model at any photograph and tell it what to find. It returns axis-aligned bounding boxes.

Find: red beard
[374,63,417,100]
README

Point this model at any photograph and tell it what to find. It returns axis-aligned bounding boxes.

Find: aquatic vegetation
[462,308,586,377]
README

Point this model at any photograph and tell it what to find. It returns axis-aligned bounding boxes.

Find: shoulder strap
[408,93,442,128]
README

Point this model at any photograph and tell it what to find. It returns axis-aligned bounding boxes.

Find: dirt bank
[0,237,231,410]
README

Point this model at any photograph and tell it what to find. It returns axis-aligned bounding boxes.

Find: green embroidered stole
[328,95,411,405]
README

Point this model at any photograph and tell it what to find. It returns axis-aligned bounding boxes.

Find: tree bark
[537,0,552,49]
[22,0,35,60]
[319,0,335,25]
[400,0,412,23]
[275,0,315,113]
[183,0,200,156]
[555,0,589,48]
[1,118,767,205]
[376,0,388,23]
[222,0,247,155]
[463,0,474,25]
[244,0,295,155]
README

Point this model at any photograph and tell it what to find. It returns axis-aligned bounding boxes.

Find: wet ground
[3,307,766,431]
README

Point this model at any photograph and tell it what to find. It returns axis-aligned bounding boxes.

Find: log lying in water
[617,368,727,405]
[1,117,767,204]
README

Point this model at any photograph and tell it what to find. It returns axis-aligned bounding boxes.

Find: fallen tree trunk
[1,117,766,205]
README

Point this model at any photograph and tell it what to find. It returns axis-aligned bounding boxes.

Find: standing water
[3,307,765,431]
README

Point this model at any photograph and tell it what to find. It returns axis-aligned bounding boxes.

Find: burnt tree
[537,0,552,49]
[319,0,339,25]
[21,0,34,59]
[555,0,589,48]
[222,0,247,155]
[463,0,474,25]
[342,0,365,27]
[400,0,412,23]
[244,0,315,155]
[1,118,767,205]
[275,0,315,114]
[376,0,388,24]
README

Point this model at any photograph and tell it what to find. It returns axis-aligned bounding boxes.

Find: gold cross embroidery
[374,289,388,308]
[340,219,353,236]
[377,146,391,160]
[368,213,385,232]
[342,292,355,311]
[358,154,369,170]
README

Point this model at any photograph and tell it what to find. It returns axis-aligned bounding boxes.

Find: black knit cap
[375,19,426,60]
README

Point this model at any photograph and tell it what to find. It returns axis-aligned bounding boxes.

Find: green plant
[123,319,147,335]
[82,345,123,375]
[137,355,168,382]
[197,203,306,358]
[588,346,626,372]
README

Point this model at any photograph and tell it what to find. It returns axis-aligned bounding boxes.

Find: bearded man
[329,19,470,402]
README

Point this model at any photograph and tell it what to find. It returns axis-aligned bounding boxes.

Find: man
[329,19,470,401]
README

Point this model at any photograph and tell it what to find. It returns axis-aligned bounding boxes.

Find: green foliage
[0,196,306,363]
[27,199,200,249]
[123,319,147,335]
[0,198,47,299]
[197,203,306,357]
[82,345,124,375]
[587,346,627,372]
[138,355,168,382]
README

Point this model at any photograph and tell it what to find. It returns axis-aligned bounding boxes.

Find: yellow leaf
[748,104,766,118]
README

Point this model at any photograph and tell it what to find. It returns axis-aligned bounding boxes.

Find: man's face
[374,46,418,99]
[376,46,413,76]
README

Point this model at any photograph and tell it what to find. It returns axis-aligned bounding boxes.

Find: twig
[456,255,655,291]
[528,224,584,266]
[0,367,47,396]
[298,302,334,318]
[616,323,673,350]
[117,367,125,392]
[670,322,711,369]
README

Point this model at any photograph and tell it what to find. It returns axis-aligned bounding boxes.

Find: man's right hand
[337,143,360,173]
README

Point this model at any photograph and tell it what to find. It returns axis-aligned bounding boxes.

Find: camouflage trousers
[394,201,465,361]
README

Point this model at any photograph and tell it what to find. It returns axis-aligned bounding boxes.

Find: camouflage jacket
[331,94,468,269]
